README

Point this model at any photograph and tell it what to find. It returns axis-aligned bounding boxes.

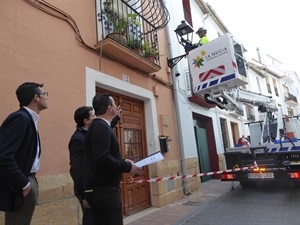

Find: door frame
[85,67,160,214]
[85,67,160,153]
[192,112,219,178]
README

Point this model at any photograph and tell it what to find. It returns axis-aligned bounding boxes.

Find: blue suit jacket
[0,107,39,211]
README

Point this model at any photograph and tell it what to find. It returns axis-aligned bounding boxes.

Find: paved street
[177,180,300,225]
[125,179,300,225]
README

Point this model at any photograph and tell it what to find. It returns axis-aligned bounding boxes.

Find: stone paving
[125,179,300,225]
[124,179,232,225]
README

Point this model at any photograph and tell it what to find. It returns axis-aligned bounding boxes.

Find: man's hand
[125,159,142,174]
[116,105,124,118]
[82,199,91,208]
[23,184,31,197]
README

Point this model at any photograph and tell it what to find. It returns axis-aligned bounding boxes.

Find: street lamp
[167,20,194,68]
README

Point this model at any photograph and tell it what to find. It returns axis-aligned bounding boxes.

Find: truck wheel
[293,181,300,188]
[239,181,257,188]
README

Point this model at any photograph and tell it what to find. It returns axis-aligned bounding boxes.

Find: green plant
[104,0,129,34]
[127,38,142,49]
[114,18,128,34]
[127,13,141,27]
[142,42,159,57]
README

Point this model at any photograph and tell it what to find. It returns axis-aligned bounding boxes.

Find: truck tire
[239,181,257,188]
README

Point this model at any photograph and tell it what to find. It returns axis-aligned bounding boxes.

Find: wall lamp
[167,20,194,69]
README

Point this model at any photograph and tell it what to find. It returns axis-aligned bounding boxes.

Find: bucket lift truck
[188,33,249,114]
[188,33,300,187]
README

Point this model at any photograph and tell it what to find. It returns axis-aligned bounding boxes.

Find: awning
[121,0,170,31]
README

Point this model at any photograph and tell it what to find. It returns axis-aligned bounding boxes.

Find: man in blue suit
[0,82,48,225]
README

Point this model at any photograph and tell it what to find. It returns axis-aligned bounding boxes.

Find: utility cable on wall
[25,0,98,55]
[24,0,170,86]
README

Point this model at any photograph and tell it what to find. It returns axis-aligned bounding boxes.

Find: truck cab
[222,111,300,188]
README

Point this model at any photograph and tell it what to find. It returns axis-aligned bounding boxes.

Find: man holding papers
[83,93,141,225]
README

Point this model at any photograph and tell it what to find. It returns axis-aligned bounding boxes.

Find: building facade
[0,0,200,223]
[1,0,299,224]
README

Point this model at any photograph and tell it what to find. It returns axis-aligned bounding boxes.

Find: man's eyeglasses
[38,92,48,97]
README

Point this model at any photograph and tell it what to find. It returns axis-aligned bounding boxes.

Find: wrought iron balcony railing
[96,0,167,67]
[284,92,298,103]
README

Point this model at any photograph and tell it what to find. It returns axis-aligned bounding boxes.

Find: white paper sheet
[135,151,164,167]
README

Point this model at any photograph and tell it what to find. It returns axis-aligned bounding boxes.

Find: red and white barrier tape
[133,166,256,183]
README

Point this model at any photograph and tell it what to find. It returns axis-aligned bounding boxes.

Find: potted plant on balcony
[127,38,142,54]
[103,0,129,44]
[107,17,129,44]
[142,42,159,62]
[127,13,142,52]
[114,18,128,34]
[127,13,141,27]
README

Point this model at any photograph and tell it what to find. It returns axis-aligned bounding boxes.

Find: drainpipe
[163,1,189,195]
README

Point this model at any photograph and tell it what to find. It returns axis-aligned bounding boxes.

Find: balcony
[95,0,170,73]
[284,92,299,106]
[95,38,160,73]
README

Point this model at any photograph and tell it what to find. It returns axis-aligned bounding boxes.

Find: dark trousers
[5,175,38,225]
[79,199,95,225]
[84,185,123,225]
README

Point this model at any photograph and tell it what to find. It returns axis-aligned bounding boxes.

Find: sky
[205,0,300,76]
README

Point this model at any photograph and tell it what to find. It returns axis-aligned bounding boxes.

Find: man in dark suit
[83,93,141,225]
[69,106,95,225]
[0,82,48,225]
[68,106,123,225]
